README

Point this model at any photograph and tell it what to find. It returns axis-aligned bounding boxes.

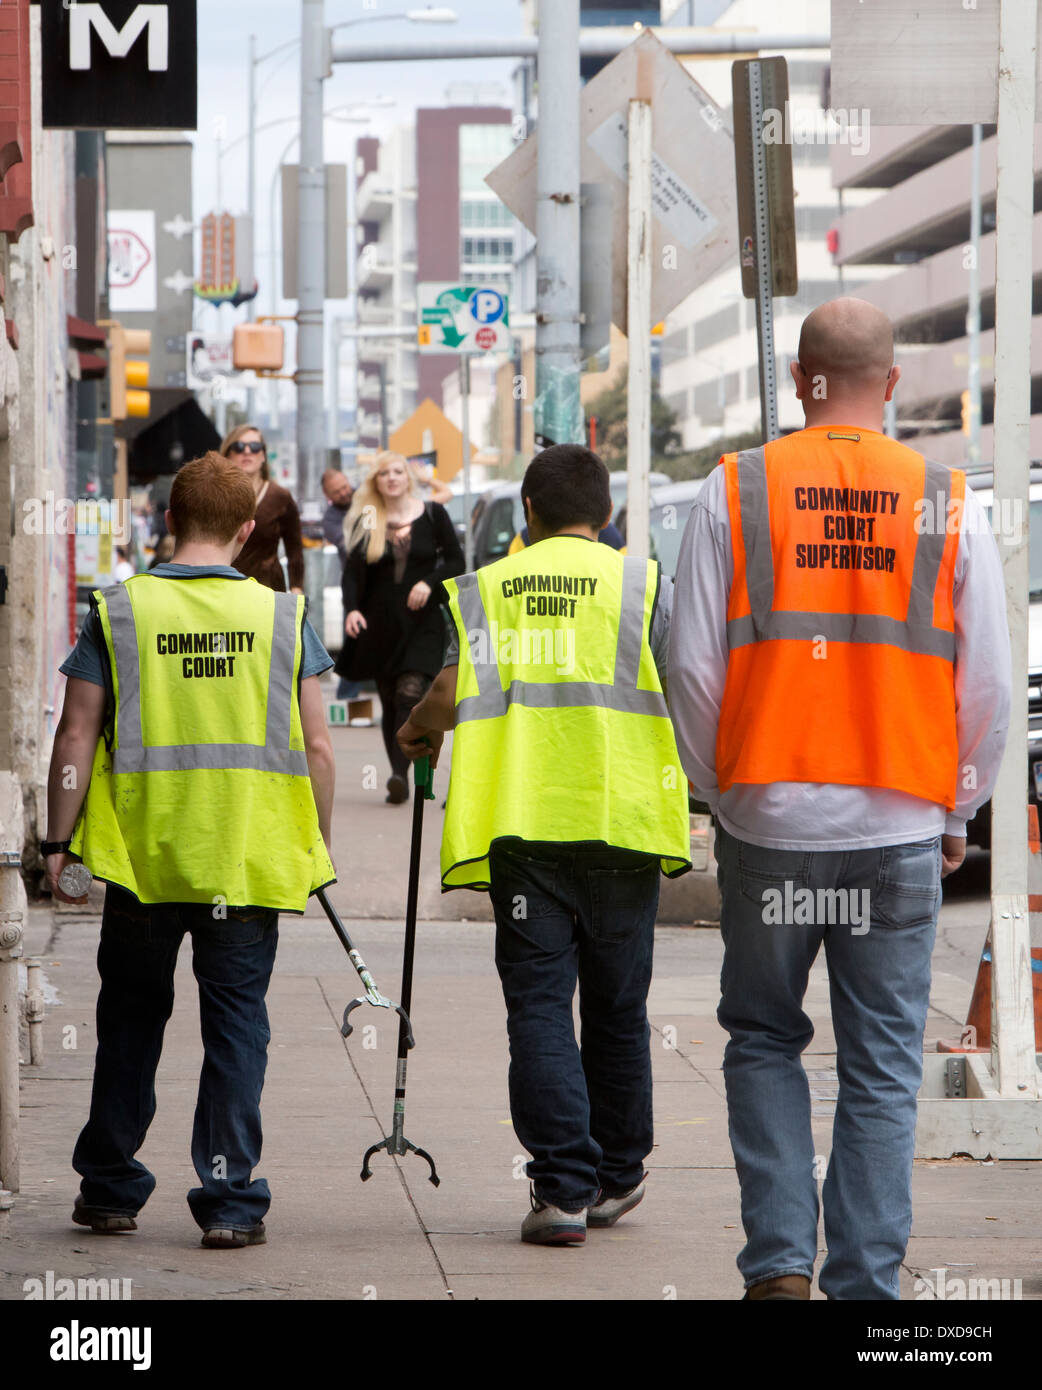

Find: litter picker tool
[361,751,440,1186]
[316,888,415,1049]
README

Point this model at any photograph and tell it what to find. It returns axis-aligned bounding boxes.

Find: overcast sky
[194,0,523,267]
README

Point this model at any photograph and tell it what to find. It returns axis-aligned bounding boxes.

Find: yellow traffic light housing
[108,323,151,420]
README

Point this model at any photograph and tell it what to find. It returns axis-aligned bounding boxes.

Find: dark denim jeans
[73,885,279,1232]
[489,840,660,1213]
[715,824,941,1300]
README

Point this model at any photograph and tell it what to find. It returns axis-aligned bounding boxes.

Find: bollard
[25,958,44,1067]
[0,914,23,1193]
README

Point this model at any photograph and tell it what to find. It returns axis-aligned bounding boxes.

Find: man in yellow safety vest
[398,444,690,1246]
[42,453,337,1250]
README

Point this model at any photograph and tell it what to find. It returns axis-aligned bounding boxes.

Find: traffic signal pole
[533,0,583,449]
[297,0,327,513]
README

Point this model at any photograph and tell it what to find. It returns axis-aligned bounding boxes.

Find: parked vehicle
[964,468,1042,848]
[470,470,670,569]
[615,478,707,578]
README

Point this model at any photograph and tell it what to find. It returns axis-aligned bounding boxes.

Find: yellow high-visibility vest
[70,574,335,911]
[441,536,691,890]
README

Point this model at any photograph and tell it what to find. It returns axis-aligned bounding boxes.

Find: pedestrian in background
[322,467,360,701]
[668,297,1010,1300]
[45,452,336,1249]
[220,423,304,594]
[397,445,691,1245]
[336,450,463,804]
[321,467,353,568]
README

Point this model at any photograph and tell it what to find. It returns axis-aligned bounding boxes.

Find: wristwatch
[40,840,72,857]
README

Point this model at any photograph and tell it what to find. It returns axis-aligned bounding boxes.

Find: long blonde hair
[344,451,417,564]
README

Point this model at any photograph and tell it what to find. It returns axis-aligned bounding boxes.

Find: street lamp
[247,8,456,318]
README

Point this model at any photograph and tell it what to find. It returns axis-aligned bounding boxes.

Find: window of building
[459,124,515,193]
[693,303,740,352]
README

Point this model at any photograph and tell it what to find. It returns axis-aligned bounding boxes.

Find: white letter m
[70,5,170,73]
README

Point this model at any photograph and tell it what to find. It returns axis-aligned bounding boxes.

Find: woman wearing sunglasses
[219,424,304,594]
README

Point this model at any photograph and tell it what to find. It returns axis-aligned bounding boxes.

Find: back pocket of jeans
[873,840,941,930]
[212,908,274,947]
[587,860,659,943]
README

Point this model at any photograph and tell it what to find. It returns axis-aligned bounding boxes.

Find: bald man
[669,298,1010,1300]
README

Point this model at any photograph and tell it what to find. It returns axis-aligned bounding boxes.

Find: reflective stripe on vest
[103,582,309,776]
[728,446,957,661]
[453,556,668,722]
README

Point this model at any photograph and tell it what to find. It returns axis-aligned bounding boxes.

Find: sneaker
[587,1179,646,1228]
[386,775,409,804]
[71,1194,137,1234]
[200,1223,267,1249]
[520,1188,586,1246]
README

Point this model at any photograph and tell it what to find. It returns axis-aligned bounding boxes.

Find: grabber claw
[361,1135,440,1187]
[341,997,415,1048]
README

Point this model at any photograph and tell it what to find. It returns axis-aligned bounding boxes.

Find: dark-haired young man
[44,452,337,1250]
[397,444,691,1245]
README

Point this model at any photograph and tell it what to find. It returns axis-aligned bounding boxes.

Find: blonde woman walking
[335,452,463,802]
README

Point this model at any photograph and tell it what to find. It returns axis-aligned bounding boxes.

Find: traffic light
[109,324,151,419]
[961,389,971,435]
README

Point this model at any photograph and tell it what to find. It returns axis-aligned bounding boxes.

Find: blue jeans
[489,840,660,1213]
[336,676,360,700]
[714,824,941,1300]
[73,885,279,1231]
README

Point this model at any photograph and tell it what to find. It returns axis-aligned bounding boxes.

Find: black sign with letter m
[41,0,197,131]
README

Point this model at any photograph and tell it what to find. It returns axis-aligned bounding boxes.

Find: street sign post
[417,284,511,354]
[833,0,1042,1156]
[487,29,735,553]
[732,56,798,442]
[486,29,735,336]
[417,284,511,567]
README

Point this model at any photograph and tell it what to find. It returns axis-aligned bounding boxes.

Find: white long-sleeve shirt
[667,456,1012,851]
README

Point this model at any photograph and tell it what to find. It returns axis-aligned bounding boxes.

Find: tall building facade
[354,104,513,455]
[829,124,1033,468]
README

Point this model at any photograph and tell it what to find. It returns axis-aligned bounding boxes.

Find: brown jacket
[232,480,304,591]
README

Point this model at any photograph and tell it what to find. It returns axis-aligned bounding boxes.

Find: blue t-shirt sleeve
[301,619,334,678]
[58,611,107,687]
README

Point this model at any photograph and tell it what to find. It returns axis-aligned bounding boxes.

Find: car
[470,470,671,568]
[963,467,1042,848]
[443,480,496,553]
[615,478,707,578]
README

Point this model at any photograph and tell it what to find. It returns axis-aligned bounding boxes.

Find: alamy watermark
[914,1268,1022,1301]
[467,620,575,676]
[761,882,870,935]
[761,102,871,157]
[22,493,132,536]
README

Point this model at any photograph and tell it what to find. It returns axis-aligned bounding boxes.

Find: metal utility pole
[534,0,583,447]
[297,0,327,510]
[966,122,983,466]
[460,355,473,570]
[747,59,779,441]
[988,0,1038,1100]
[626,100,653,559]
[247,34,257,325]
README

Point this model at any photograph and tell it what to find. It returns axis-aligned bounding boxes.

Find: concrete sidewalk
[1,723,1040,1301]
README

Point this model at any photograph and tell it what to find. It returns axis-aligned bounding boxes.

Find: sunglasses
[229,440,265,455]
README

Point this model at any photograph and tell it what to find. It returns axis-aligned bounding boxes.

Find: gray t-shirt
[443,569,674,683]
[60,564,334,686]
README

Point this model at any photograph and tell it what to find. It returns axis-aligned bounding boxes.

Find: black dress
[334,501,464,683]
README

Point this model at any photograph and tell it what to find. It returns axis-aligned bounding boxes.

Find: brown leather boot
[744,1275,812,1300]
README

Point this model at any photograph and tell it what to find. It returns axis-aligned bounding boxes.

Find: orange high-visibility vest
[717,427,965,809]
